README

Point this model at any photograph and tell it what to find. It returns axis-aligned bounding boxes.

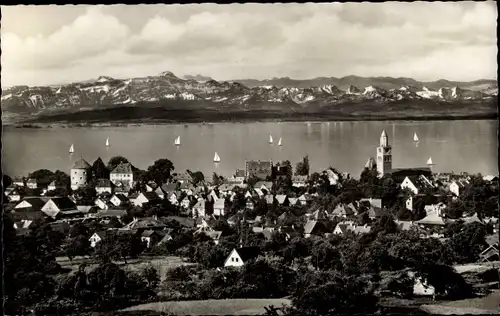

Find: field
[121,298,292,315]
[420,290,500,315]
[56,255,196,281]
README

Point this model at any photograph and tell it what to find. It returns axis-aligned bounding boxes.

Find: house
[304,220,330,238]
[95,179,114,194]
[133,192,160,207]
[400,175,435,195]
[359,198,383,209]
[415,210,446,226]
[154,187,165,199]
[275,194,289,206]
[7,189,21,202]
[192,199,207,218]
[395,220,416,231]
[331,204,354,218]
[245,198,255,210]
[123,216,167,230]
[213,199,225,216]
[14,197,48,213]
[265,195,275,205]
[424,202,447,216]
[449,180,468,196]
[13,177,25,187]
[141,230,165,248]
[41,197,78,218]
[255,181,273,193]
[195,227,222,245]
[297,194,310,206]
[325,169,341,185]
[292,175,308,188]
[273,163,292,181]
[482,175,499,182]
[110,194,129,207]
[94,197,110,210]
[157,229,175,246]
[113,182,131,196]
[464,213,485,225]
[224,246,261,268]
[478,243,499,262]
[96,209,127,219]
[246,160,273,180]
[333,222,356,235]
[110,162,134,188]
[168,192,180,205]
[229,169,246,184]
[278,211,298,227]
[71,158,92,190]
[407,272,435,296]
[288,198,298,206]
[254,188,265,198]
[368,206,387,220]
[89,231,107,247]
[26,178,38,189]
[47,180,67,192]
[145,181,158,192]
[309,209,328,221]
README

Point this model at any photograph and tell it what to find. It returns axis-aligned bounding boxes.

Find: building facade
[110,162,134,188]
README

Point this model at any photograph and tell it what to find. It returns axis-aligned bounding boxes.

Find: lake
[2,120,498,179]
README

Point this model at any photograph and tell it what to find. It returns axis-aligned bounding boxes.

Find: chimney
[153,215,158,221]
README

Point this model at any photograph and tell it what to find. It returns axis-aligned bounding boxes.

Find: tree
[28,169,54,187]
[73,186,97,205]
[92,157,109,180]
[187,170,205,186]
[372,214,398,235]
[64,235,91,261]
[295,156,310,176]
[145,158,175,184]
[212,172,225,186]
[141,266,160,291]
[107,156,129,172]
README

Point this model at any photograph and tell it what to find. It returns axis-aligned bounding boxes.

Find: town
[3,130,499,315]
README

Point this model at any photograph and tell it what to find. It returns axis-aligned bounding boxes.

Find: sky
[1,2,498,87]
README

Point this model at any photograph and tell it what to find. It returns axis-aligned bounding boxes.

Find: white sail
[213,152,221,163]
[413,133,419,142]
[278,137,282,146]
[427,157,434,165]
[175,136,181,146]
[69,144,74,153]
[106,137,110,147]
[269,134,273,144]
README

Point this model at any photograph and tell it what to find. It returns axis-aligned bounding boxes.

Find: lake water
[2,120,498,179]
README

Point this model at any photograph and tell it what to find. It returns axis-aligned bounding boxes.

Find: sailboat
[213,152,221,163]
[69,144,74,154]
[413,133,419,142]
[427,157,435,166]
[278,137,282,146]
[269,134,274,144]
[174,136,181,146]
[106,137,110,147]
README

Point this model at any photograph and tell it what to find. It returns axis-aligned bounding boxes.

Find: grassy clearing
[122,298,292,315]
[453,261,500,274]
[420,290,500,315]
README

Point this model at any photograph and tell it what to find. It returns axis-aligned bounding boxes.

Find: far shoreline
[3,113,498,129]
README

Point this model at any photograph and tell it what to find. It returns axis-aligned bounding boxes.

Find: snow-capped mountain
[1,71,497,115]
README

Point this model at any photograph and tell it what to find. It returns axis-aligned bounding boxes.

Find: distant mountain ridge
[1,71,497,117]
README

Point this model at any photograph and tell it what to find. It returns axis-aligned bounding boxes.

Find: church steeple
[376,130,392,176]
[380,130,388,147]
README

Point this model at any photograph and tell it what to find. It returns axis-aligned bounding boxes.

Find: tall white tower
[71,158,92,190]
[376,130,392,176]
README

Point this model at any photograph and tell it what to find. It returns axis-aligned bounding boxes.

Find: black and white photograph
[1,2,499,315]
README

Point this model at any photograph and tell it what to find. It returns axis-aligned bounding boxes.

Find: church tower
[376,130,392,176]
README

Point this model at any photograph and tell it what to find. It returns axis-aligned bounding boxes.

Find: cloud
[1,2,497,87]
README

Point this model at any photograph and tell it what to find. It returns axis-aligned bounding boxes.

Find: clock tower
[376,130,392,176]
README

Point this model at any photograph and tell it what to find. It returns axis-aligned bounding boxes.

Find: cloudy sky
[1,2,497,87]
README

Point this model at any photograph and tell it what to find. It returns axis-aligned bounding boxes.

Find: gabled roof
[368,206,387,219]
[311,209,327,220]
[255,181,273,189]
[288,198,298,205]
[265,195,275,204]
[395,220,415,231]
[193,199,205,209]
[415,211,446,226]
[47,197,77,211]
[275,195,287,204]
[206,230,222,240]
[124,217,166,230]
[278,211,297,225]
[15,197,47,212]
[464,213,485,225]
[141,192,160,201]
[214,198,225,208]
[113,194,129,202]
[234,246,261,262]
[92,231,108,240]
[161,183,178,193]
[304,220,318,234]
[72,158,91,169]
[359,198,382,209]
[141,229,162,237]
[96,179,113,188]
[97,209,127,218]
[111,162,133,174]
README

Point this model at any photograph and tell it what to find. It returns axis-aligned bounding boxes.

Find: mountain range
[1,71,497,122]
